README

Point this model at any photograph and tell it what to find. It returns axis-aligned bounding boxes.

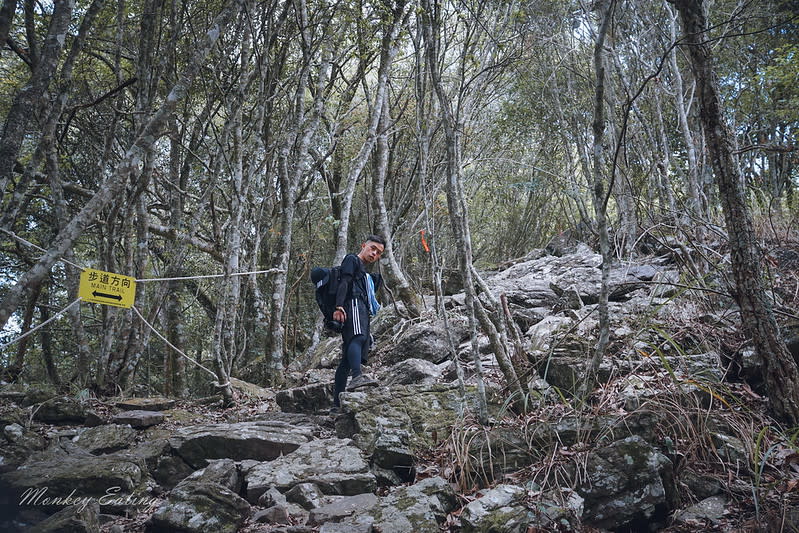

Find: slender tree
[672,0,799,424]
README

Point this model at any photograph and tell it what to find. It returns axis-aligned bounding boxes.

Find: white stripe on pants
[351,299,361,335]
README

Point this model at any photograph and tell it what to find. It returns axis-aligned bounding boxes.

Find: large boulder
[541,352,723,394]
[579,435,676,531]
[464,412,665,484]
[486,245,663,307]
[245,438,375,503]
[169,420,315,468]
[116,397,175,411]
[459,484,583,532]
[275,383,334,413]
[112,410,165,428]
[73,424,137,454]
[25,501,100,533]
[307,493,379,526]
[1,422,48,470]
[460,484,529,533]
[33,397,88,425]
[329,476,457,532]
[182,458,242,492]
[0,442,147,516]
[128,431,192,489]
[382,358,444,386]
[335,383,485,453]
[381,320,467,366]
[145,479,250,533]
[371,428,415,483]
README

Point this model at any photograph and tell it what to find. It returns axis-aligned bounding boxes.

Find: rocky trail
[2,245,798,532]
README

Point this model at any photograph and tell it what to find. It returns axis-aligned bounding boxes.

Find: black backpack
[310,266,344,332]
[311,261,383,333]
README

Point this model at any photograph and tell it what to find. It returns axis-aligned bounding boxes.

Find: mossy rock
[116,398,175,411]
[336,383,488,454]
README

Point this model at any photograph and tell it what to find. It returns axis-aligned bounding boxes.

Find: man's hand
[333,307,346,323]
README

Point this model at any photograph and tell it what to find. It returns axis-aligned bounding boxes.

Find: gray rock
[508,306,544,331]
[673,495,728,525]
[145,480,250,533]
[4,423,23,441]
[288,336,341,374]
[152,454,194,490]
[73,424,136,454]
[276,383,334,414]
[128,432,171,472]
[285,482,325,510]
[307,493,379,526]
[711,433,748,465]
[258,486,287,507]
[84,411,105,427]
[626,264,658,281]
[371,465,403,486]
[183,459,241,493]
[336,383,484,453]
[371,429,415,482]
[2,444,145,509]
[33,397,88,425]
[253,505,291,524]
[542,353,722,394]
[531,488,584,530]
[460,486,585,532]
[319,522,372,533]
[460,484,529,533]
[579,435,676,531]
[169,420,314,468]
[20,387,58,407]
[116,398,175,411]
[127,430,194,489]
[0,423,48,469]
[382,320,467,365]
[383,358,443,386]
[680,469,724,499]
[347,476,457,533]
[26,501,100,533]
[549,282,584,310]
[245,438,375,503]
[112,410,165,428]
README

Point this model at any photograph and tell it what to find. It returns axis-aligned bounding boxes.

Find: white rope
[131,305,220,381]
[0,229,85,271]
[0,297,82,350]
[135,268,283,283]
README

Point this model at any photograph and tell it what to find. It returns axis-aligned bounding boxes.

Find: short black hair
[366,234,386,247]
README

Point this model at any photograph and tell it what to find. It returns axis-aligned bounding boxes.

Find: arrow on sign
[93,291,123,301]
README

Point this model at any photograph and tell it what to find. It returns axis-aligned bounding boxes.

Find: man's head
[358,234,386,264]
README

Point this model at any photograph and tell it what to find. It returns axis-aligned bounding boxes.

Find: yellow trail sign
[79,269,136,308]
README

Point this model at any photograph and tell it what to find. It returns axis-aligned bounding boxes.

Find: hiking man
[331,235,385,412]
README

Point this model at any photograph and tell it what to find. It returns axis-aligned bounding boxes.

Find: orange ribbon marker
[420,230,430,253]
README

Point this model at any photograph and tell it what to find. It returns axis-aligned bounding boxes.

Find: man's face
[359,241,385,264]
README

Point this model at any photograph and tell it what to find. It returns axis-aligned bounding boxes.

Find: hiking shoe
[346,374,378,391]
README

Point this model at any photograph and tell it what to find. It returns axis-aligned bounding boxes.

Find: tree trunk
[0,0,17,47]
[673,0,799,424]
[0,0,75,199]
[334,1,407,263]
[6,282,40,381]
[421,0,489,422]
[38,289,60,386]
[585,0,614,394]
[666,1,705,222]
[372,96,422,318]
[264,0,330,382]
